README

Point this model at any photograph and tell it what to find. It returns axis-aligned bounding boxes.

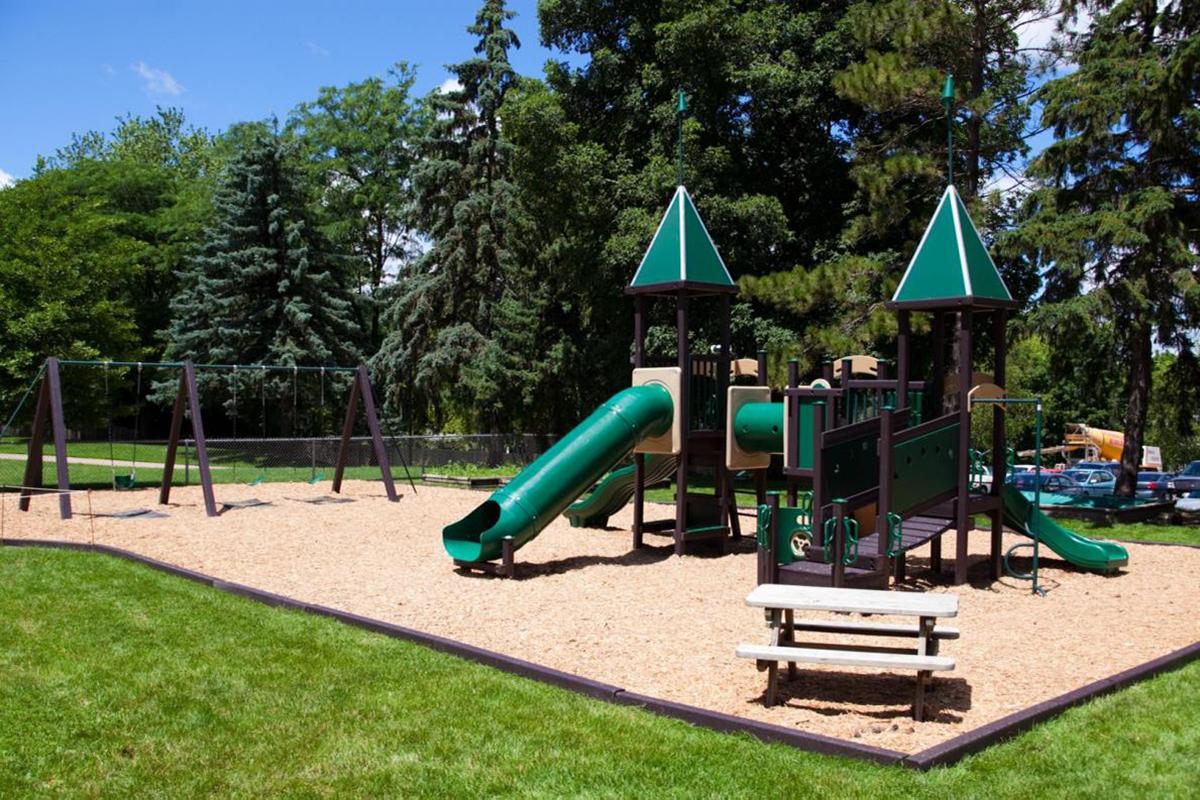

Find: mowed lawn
[0,439,502,489]
[1,549,1197,797]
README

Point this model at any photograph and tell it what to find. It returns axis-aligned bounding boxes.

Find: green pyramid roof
[889,185,1014,309]
[628,186,736,294]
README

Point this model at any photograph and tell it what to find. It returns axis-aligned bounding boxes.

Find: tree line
[0,0,1196,487]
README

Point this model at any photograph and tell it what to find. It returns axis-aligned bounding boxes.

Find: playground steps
[807,514,955,572]
[777,560,888,589]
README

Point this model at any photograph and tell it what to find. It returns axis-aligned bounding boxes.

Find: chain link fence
[0,433,559,490]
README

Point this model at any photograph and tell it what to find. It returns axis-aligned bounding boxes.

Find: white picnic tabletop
[745,584,958,618]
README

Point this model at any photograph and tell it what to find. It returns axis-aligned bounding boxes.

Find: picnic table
[736,584,959,721]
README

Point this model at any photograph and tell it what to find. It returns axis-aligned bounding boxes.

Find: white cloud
[306,41,330,58]
[437,77,462,94]
[131,61,184,96]
[0,168,14,189]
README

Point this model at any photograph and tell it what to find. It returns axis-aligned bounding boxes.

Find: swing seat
[307,471,325,485]
[247,475,266,487]
[114,474,137,490]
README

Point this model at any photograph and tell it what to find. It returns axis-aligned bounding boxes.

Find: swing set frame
[13,357,402,520]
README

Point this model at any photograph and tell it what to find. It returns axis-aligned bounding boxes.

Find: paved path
[0,453,228,470]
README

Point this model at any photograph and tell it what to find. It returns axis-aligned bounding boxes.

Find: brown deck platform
[786,514,956,587]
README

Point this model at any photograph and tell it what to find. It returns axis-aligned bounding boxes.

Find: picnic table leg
[913,616,934,720]
[784,609,797,680]
[764,608,782,705]
[914,669,930,721]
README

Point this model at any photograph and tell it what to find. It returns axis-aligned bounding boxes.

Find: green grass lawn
[1,548,1196,797]
[0,438,516,490]
[1076,520,1200,546]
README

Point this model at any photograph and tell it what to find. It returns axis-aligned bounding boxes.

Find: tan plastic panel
[726,386,772,470]
[632,367,682,455]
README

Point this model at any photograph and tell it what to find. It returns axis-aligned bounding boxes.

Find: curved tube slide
[443,385,674,563]
[1000,485,1128,571]
[565,453,678,528]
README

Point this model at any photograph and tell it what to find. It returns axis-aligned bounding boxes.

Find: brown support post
[725,468,742,540]
[332,374,362,493]
[787,359,800,506]
[632,296,646,549]
[501,537,515,579]
[954,311,973,585]
[159,372,188,506]
[839,358,852,426]
[182,362,217,517]
[931,312,946,411]
[878,406,894,567]
[831,499,846,588]
[632,453,646,549]
[18,377,50,512]
[44,357,72,519]
[755,347,767,507]
[810,400,826,557]
[633,295,646,368]
[358,365,399,503]
[897,310,911,411]
[990,310,1008,579]
[674,294,690,556]
[759,492,780,584]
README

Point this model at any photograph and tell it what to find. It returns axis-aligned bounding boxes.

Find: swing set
[8,357,411,520]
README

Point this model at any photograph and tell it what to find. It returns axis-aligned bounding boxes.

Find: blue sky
[0,0,559,182]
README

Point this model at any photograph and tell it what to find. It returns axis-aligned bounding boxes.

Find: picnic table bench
[736,584,959,721]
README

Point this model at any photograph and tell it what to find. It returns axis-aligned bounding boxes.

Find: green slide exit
[564,453,678,528]
[1000,485,1129,571]
[443,385,675,563]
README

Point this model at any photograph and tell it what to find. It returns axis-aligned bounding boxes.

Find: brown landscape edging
[904,640,1200,769]
[3,536,1198,771]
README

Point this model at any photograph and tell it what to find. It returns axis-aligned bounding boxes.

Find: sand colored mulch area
[3,481,1198,754]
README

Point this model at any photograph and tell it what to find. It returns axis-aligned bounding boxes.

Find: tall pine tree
[373,0,522,432]
[166,123,363,386]
[1017,0,1199,493]
[741,0,1047,367]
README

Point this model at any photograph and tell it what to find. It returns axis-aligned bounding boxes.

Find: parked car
[1167,461,1200,497]
[1136,471,1173,501]
[1007,471,1084,497]
[1061,468,1117,497]
[972,465,993,491]
[1175,490,1200,514]
[1073,460,1121,475]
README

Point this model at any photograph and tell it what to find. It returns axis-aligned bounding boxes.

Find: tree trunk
[1117,320,1152,497]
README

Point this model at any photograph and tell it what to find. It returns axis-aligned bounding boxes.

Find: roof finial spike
[942,74,955,188]
[676,87,687,187]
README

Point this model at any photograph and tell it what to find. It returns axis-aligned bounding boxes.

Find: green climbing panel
[891,420,960,514]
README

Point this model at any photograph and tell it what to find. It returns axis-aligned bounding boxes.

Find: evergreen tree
[165,123,363,391]
[373,0,522,431]
[1016,0,1200,494]
[741,0,1047,369]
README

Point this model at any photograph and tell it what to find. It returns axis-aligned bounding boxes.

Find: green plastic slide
[564,453,678,528]
[443,385,675,563]
[1000,485,1129,571]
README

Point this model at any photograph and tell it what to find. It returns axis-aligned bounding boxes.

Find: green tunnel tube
[442,384,675,562]
[733,401,784,454]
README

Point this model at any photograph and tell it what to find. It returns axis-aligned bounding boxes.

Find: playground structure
[443,177,1129,587]
[3,358,401,519]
